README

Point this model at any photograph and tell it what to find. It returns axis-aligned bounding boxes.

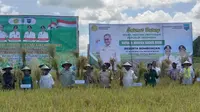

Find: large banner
[89,23,193,68]
[0,15,78,68]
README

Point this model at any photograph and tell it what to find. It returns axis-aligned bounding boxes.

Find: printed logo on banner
[24,18,36,25]
[91,25,98,31]
[8,18,23,25]
[183,24,190,31]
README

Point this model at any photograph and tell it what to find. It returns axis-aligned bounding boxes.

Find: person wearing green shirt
[180,61,194,85]
[21,66,33,89]
[144,63,158,87]
[60,61,75,88]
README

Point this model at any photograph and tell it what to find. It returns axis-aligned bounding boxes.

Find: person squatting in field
[1,65,16,90]
[120,62,137,87]
[144,63,159,87]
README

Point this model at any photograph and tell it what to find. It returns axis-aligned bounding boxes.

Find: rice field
[0,57,200,112]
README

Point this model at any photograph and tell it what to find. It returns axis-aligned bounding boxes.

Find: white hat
[21,66,31,71]
[182,61,192,66]
[61,61,72,68]
[123,62,132,67]
[41,65,51,70]
[84,64,93,69]
[2,65,13,71]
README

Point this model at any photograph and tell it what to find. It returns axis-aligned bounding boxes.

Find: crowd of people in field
[0,58,197,90]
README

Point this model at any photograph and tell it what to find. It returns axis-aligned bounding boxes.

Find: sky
[0,0,200,56]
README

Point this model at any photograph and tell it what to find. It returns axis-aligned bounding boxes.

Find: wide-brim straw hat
[61,61,72,68]
[2,65,13,71]
[104,62,111,68]
[21,66,31,71]
[39,64,45,68]
[122,62,132,67]
[182,61,192,66]
[84,64,93,70]
[40,65,51,70]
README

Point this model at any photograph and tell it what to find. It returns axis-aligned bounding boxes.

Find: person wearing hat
[37,25,49,42]
[144,63,158,87]
[60,61,75,88]
[8,25,20,42]
[121,62,137,87]
[1,65,16,90]
[159,45,176,68]
[39,65,54,89]
[0,24,8,42]
[180,61,194,85]
[168,62,180,81]
[176,45,192,70]
[21,66,33,89]
[99,64,111,88]
[84,64,94,85]
[23,25,36,42]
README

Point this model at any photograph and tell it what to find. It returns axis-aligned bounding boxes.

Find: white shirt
[9,31,20,38]
[24,31,36,38]
[100,45,119,63]
[39,73,54,89]
[0,31,7,38]
[122,69,137,87]
[152,67,161,76]
[38,32,49,38]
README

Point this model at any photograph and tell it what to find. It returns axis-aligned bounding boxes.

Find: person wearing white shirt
[121,62,137,87]
[23,25,36,42]
[152,61,161,83]
[159,45,176,69]
[8,25,20,42]
[0,24,7,42]
[39,65,54,89]
[37,25,49,42]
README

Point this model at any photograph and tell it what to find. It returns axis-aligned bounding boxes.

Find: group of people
[0,61,75,90]
[0,59,196,90]
[0,24,49,42]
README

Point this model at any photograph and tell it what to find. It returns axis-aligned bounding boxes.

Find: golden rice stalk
[14,69,24,84]
[161,59,170,77]
[181,57,189,64]
[48,45,56,58]
[136,62,147,82]
[51,58,59,80]
[71,51,79,58]
[116,64,124,86]
[93,67,100,83]
[34,67,41,83]
[79,56,88,79]
[97,58,102,68]
[110,58,116,73]
[21,48,27,66]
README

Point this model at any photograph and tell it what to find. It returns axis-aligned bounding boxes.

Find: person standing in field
[60,61,75,88]
[0,24,8,42]
[99,64,111,88]
[1,65,16,90]
[84,64,94,85]
[121,62,137,87]
[180,61,194,85]
[152,61,161,83]
[168,62,180,81]
[20,66,33,89]
[144,63,158,87]
[39,65,54,89]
